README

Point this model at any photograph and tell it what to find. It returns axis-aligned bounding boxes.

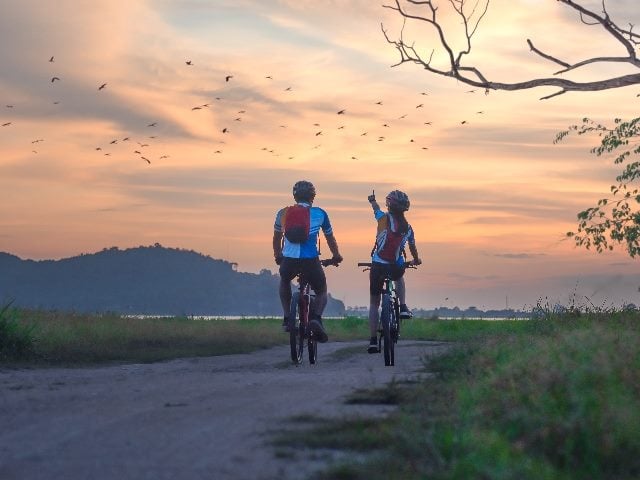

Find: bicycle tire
[381,294,393,366]
[289,292,304,364]
[308,297,317,364]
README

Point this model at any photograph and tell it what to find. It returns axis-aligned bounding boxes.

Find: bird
[279,125,287,128]
[134,150,141,154]
[185,60,193,66]
[382,124,389,127]
[110,139,118,144]
[149,135,157,139]
[315,131,322,136]
[32,150,38,154]
[95,147,102,151]
[222,128,228,133]
[378,137,385,142]
[148,122,157,127]
[191,106,202,110]
[337,109,345,115]
[461,120,468,124]
[424,121,432,125]
[225,75,233,82]
[360,132,367,136]
[420,91,429,96]
[49,56,55,62]
[141,156,151,164]
[466,89,476,93]
[1,122,12,127]
[122,137,130,141]
[214,150,222,154]
[265,76,273,79]
[234,117,242,121]
[351,156,358,160]
[337,125,345,129]
[98,83,107,90]
[375,101,383,105]
[139,143,149,147]
[422,147,429,150]
[398,114,407,119]
[159,155,169,159]
[476,111,484,114]
[410,139,414,143]
[6,105,13,108]
[31,139,44,143]
[53,101,60,105]
[284,87,292,91]
[51,77,60,83]
[238,110,246,114]
[416,104,424,108]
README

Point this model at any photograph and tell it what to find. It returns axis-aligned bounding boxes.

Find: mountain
[0,245,345,316]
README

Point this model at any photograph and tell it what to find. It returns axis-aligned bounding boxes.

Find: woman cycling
[366,190,421,353]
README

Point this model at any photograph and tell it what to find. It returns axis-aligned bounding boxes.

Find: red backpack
[373,214,405,262]
[283,205,311,243]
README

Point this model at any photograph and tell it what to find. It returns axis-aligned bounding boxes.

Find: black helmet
[293,180,316,202]
[386,190,410,212]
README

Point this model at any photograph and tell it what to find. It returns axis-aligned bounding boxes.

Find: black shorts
[279,257,327,293]
[369,261,405,295]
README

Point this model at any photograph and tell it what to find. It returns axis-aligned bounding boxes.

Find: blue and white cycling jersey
[371,208,415,265]
[274,202,333,258]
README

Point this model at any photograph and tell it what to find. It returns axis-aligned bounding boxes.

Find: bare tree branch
[382,0,640,99]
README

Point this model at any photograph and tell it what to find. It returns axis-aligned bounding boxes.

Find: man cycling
[273,180,343,343]
[366,189,422,353]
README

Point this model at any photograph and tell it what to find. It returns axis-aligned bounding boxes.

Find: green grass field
[277,311,640,480]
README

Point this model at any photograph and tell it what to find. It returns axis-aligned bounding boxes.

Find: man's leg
[279,277,292,316]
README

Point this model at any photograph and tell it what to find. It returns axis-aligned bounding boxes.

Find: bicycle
[289,258,340,365]
[358,261,417,366]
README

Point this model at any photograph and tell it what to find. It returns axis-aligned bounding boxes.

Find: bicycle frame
[288,274,317,365]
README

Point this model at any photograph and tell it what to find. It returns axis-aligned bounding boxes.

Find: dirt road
[0,340,448,480]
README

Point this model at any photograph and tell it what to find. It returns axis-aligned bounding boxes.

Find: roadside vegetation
[0,307,531,365]
[276,308,640,480]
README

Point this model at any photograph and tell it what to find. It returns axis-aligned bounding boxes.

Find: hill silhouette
[0,245,345,316]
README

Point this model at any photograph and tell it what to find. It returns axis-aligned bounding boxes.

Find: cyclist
[273,180,343,343]
[366,190,421,353]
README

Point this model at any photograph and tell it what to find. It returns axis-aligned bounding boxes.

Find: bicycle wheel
[307,298,318,364]
[289,292,304,364]
[381,294,393,366]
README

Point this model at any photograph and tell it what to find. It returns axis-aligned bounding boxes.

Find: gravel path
[0,340,448,480]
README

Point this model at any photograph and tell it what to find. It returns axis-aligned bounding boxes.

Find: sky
[0,0,638,311]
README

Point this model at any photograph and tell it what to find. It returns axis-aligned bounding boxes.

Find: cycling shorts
[369,261,405,295]
[279,257,327,294]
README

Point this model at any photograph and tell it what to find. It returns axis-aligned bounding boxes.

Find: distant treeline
[0,245,345,316]
[346,305,531,319]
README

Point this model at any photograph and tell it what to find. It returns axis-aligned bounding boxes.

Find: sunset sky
[1,0,638,310]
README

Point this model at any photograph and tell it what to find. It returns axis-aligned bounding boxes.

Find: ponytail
[390,210,409,235]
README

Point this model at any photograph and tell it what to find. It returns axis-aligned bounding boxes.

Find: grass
[273,310,640,480]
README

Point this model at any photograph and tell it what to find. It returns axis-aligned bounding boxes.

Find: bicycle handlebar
[357,261,419,269]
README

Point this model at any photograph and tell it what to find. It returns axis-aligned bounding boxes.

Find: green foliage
[0,303,37,360]
[555,117,640,257]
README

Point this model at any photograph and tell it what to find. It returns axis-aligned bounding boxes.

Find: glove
[274,254,283,265]
[332,254,343,264]
[367,194,376,203]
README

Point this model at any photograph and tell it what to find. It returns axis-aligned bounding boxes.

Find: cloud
[490,253,546,260]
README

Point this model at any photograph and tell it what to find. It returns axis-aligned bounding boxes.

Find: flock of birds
[1,55,490,165]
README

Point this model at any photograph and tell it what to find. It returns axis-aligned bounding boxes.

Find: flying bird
[416,104,423,108]
[238,110,246,114]
[337,125,345,129]
[51,77,60,83]
[360,132,368,136]
[141,157,151,164]
[422,147,429,150]
[1,122,12,127]
[148,122,157,127]
[192,106,202,110]
[98,83,107,90]
[234,117,242,121]
[134,150,141,154]
[461,120,468,124]
[185,60,193,65]
[382,124,389,127]
[315,131,322,136]
[222,128,228,133]
[420,91,429,96]
[95,147,102,151]
[214,150,222,154]
[424,122,432,125]
[337,109,345,115]
[225,75,233,82]
[466,89,476,93]
[284,87,292,91]
[265,76,272,79]
[122,137,130,141]
[49,56,55,62]
[6,105,14,108]
[476,111,484,114]
[110,139,118,144]
[159,155,169,159]
[398,114,407,119]
[375,101,383,105]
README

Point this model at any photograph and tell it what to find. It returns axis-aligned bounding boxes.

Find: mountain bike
[358,261,417,366]
[289,258,340,365]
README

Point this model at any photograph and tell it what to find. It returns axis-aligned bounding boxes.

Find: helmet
[386,190,410,212]
[292,180,316,202]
